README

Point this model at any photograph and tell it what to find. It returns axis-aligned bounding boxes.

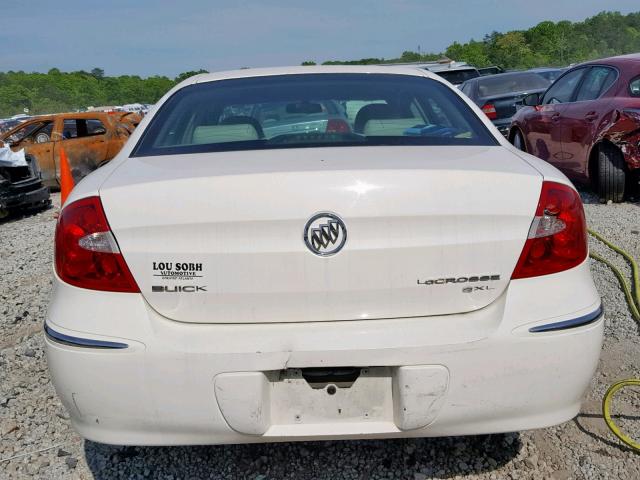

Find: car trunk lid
[99,146,541,324]
[481,90,546,120]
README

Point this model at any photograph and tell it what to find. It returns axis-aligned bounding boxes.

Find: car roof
[16,111,112,122]
[183,65,439,86]
[467,71,545,83]
[381,61,477,73]
[579,53,640,67]
[528,67,565,72]
[422,65,478,73]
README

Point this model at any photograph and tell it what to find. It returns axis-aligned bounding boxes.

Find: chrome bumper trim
[44,323,128,349]
[529,305,603,333]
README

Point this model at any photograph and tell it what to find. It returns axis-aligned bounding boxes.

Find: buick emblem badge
[303,212,347,256]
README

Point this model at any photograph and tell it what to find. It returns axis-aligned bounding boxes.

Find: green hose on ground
[587,229,640,452]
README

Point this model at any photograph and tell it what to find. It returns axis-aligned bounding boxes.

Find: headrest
[354,104,395,133]
[363,118,422,136]
[192,124,260,145]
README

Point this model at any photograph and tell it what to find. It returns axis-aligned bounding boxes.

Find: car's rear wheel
[512,129,526,152]
[597,143,626,203]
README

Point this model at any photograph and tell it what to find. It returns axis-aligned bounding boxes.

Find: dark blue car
[460,71,552,136]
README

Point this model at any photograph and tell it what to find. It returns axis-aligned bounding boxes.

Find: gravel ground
[1,191,639,480]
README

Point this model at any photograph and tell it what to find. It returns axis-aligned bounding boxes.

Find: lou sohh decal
[152,261,207,292]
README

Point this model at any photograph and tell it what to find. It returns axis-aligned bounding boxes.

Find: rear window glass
[477,73,550,97]
[434,69,480,85]
[534,69,566,83]
[133,74,496,156]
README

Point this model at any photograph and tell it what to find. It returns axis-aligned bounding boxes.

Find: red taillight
[511,182,587,279]
[54,196,139,293]
[481,103,497,120]
[326,119,351,134]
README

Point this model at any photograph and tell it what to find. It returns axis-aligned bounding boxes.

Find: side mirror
[523,93,541,107]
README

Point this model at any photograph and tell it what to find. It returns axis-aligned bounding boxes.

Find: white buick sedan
[46,66,603,446]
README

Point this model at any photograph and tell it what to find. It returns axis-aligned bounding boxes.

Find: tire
[597,143,626,203]
[512,129,526,152]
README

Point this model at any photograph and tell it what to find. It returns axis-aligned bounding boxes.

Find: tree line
[304,11,640,69]
[0,69,207,118]
[1,10,638,118]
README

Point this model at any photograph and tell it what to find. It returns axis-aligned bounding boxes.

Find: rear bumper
[45,261,603,445]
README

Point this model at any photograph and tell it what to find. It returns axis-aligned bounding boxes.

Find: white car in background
[46,66,602,446]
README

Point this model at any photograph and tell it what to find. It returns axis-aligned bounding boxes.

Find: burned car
[0,111,140,189]
[0,151,50,219]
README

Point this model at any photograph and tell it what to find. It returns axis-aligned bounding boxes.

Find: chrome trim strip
[44,323,128,349]
[529,305,603,333]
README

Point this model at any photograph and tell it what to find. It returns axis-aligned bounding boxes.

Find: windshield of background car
[434,69,481,85]
[132,74,497,156]
[4,121,53,144]
[477,73,550,97]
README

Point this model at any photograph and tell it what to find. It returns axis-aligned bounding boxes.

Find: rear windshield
[132,74,496,156]
[477,73,550,97]
[534,69,566,83]
[434,69,480,85]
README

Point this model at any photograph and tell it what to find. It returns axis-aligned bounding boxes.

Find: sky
[0,0,637,78]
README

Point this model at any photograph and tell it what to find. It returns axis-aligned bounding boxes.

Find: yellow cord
[588,229,640,452]
[589,252,640,321]
[602,379,640,451]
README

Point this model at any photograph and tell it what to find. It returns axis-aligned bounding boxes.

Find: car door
[53,116,109,183]
[526,68,587,164]
[559,66,617,182]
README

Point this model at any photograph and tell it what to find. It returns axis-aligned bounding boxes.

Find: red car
[509,54,640,202]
